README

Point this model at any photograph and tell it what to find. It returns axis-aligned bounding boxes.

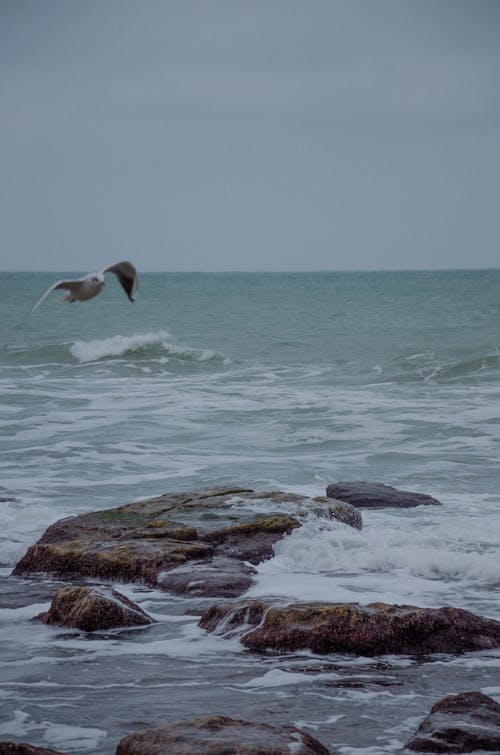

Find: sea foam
[70,330,222,364]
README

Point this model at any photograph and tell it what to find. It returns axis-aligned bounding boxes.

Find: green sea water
[1,269,500,753]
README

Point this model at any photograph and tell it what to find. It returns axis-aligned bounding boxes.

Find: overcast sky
[1,0,499,272]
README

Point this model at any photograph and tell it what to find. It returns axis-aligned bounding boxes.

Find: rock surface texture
[326,481,441,508]
[13,488,361,594]
[199,601,500,655]
[36,585,153,631]
[115,714,331,754]
[405,691,500,752]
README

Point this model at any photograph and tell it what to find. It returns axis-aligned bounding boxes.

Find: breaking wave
[70,331,227,364]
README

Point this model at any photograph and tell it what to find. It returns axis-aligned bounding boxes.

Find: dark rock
[13,487,360,587]
[0,744,65,754]
[36,585,153,631]
[325,481,441,508]
[311,497,362,530]
[200,514,301,564]
[12,488,249,584]
[157,557,257,597]
[405,691,500,752]
[199,601,500,656]
[115,714,331,754]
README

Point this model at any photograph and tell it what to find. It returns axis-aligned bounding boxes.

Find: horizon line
[2,266,500,274]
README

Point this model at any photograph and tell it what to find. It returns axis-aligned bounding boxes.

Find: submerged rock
[13,487,360,586]
[36,585,153,631]
[0,744,65,754]
[199,601,500,656]
[157,556,257,597]
[115,714,331,754]
[405,691,500,752]
[325,481,441,508]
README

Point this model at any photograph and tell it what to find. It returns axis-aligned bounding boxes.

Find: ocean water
[1,269,500,754]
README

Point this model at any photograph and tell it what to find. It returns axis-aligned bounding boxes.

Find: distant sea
[1,270,500,753]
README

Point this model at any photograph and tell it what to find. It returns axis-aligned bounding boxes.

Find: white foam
[247,499,500,616]
[70,330,222,364]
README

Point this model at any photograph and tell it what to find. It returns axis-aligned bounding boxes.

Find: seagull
[3,261,138,349]
[30,260,138,313]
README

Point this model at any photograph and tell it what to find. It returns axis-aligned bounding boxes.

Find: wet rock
[200,514,301,563]
[325,481,441,508]
[0,744,65,754]
[12,488,249,584]
[405,691,500,753]
[157,556,257,597]
[13,487,360,587]
[311,497,362,530]
[115,714,332,754]
[199,601,500,656]
[36,585,153,631]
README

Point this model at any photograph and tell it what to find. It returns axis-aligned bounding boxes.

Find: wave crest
[70,331,224,364]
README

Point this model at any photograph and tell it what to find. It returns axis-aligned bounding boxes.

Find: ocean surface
[1,269,500,754]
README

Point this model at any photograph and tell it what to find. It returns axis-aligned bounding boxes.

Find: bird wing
[101,261,138,301]
[29,278,84,314]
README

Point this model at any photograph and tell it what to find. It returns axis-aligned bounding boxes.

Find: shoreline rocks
[36,585,153,631]
[326,481,441,508]
[12,487,361,594]
[115,714,331,754]
[405,691,500,752]
[199,601,500,656]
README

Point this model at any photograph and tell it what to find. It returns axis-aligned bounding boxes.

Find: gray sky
[1,0,499,272]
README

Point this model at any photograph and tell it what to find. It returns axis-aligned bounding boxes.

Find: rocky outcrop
[0,744,65,754]
[115,714,331,754]
[157,557,257,597]
[326,481,441,508]
[13,487,360,587]
[36,585,153,631]
[199,601,500,656]
[200,514,301,563]
[405,691,500,752]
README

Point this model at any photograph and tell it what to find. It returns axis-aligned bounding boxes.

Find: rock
[36,585,153,631]
[157,557,257,597]
[13,487,360,587]
[0,744,65,754]
[199,601,500,656]
[405,691,500,752]
[325,481,441,508]
[311,497,362,530]
[200,514,301,563]
[12,488,250,584]
[115,714,331,754]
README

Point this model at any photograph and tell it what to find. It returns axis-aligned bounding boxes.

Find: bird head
[91,274,105,288]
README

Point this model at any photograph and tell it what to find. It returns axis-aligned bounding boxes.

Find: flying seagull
[3,261,138,349]
[30,260,138,313]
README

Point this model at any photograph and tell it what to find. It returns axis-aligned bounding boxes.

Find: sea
[0,269,499,754]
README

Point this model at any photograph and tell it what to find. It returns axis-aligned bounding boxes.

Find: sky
[1,0,499,272]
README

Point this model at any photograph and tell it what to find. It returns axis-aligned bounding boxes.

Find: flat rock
[199,601,500,656]
[405,691,500,752]
[0,744,65,754]
[158,557,257,597]
[36,585,153,631]
[115,714,331,754]
[326,481,441,508]
[13,487,360,586]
